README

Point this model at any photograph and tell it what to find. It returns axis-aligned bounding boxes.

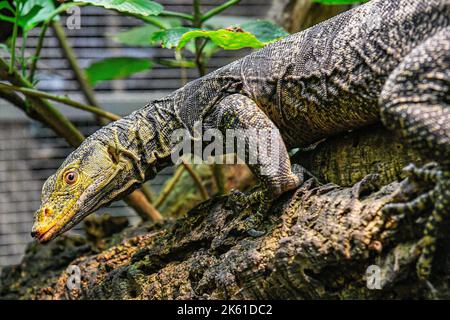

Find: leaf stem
[159,10,194,21]
[51,21,102,117]
[20,30,27,77]
[192,0,206,76]
[136,14,168,29]
[201,0,241,22]
[0,56,85,146]
[9,2,20,74]
[29,2,85,82]
[154,165,185,208]
[192,0,202,27]
[182,160,209,200]
[29,23,49,83]
[154,58,196,68]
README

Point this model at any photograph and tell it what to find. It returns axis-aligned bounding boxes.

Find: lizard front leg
[205,94,301,234]
[380,28,450,280]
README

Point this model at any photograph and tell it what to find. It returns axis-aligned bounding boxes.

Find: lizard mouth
[32,185,89,244]
[33,198,80,244]
[35,224,57,243]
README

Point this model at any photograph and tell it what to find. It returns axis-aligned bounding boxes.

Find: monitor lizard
[31,0,450,279]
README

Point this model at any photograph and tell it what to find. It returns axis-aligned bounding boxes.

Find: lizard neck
[111,98,182,181]
[139,99,182,178]
[109,62,245,181]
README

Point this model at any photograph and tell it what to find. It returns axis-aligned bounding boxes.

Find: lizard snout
[31,206,58,243]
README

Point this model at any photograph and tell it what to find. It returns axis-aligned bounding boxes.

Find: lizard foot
[352,173,381,199]
[382,163,450,280]
[291,163,321,184]
[229,187,273,237]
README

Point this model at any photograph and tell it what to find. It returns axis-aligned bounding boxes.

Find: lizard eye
[64,171,79,185]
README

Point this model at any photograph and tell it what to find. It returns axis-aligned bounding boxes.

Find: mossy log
[1,126,449,300]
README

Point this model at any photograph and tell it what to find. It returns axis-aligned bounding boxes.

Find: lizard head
[31,134,143,244]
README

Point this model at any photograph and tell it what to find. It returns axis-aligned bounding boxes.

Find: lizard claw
[352,173,381,199]
[242,204,268,237]
[291,163,306,182]
[382,162,450,280]
[291,163,321,184]
[244,214,266,237]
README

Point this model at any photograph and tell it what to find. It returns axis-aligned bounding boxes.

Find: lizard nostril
[44,207,53,217]
[31,230,37,238]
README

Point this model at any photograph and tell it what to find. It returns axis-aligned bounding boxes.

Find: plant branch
[20,30,27,76]
[212,163,225,195]
[29,24,49,82]
[51,21,103,118]
[159,10,194,21]
[9,2,20,73]
[182,160,209,200]
[154,58,196,68]
[201,0,241,22]
[194,38,210,76]
[29,2,86,82]
[0,56,85,146]
[125,191,163,222]
[192,0,206,76]
[135,15,167,29]
[0,83,121,121]
[0,87,27,112]
[192,0,202,27]
[0,87,55,131]
[155,165,185,208]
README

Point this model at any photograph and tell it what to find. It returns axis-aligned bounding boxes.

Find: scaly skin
[32,0,449,279]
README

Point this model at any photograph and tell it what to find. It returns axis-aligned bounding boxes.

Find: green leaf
[114,25,160,46]
[0,0,16,24]
[151,27,196,49]
[177,28,275,51]
[0,1,14,13]
[113,17,182,46]
[0,13,15,23]
[18,0,56,31]
[175,21,288,51]
[312,0,367,4]
[74,0,163,16]
[240,20,289,43]
[85,57,153,86]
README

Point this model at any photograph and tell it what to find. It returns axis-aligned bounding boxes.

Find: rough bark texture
[1,126,449,300]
